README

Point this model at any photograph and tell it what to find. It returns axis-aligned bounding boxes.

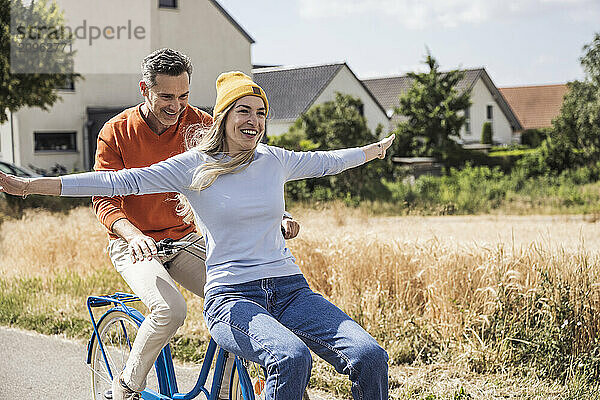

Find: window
[487,105,493,120]
[464,107,471,135]
[34,131,77,152]
[159,0,177,8]
[56,75,75,91]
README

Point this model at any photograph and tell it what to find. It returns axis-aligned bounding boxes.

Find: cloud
[297,0,600,29]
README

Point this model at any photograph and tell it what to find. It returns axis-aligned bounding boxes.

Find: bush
[520,128,550,148]
[516,136,580,177]
[481,122,493,144]
[443,144,522,173]
[382,162,600,214]
[384,164,513,213]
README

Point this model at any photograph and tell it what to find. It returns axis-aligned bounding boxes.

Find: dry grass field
[2,204,600,399]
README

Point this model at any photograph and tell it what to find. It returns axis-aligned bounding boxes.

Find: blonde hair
[176,102,265,223]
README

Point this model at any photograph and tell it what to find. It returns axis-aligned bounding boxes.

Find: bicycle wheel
[89,310,159,400]
[229,359,310,400]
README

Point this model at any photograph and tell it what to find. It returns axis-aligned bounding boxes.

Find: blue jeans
[203,274,388,400]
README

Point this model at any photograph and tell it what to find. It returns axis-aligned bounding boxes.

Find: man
[92,48,299,400]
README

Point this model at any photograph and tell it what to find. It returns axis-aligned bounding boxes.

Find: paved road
[0,326,328,400]
[0,326,205,399]
[0,326,91,399]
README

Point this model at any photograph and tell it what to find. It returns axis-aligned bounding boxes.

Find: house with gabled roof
[498,84,568,131]
[253,63,390,137]
[1,0,254,171]
[363,68,522,145]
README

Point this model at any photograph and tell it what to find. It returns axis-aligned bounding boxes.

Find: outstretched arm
[2,153,196,200]
[280,134,396,182]
[0,172,61,197]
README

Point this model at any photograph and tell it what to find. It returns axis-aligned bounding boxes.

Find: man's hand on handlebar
[128,234,158,263]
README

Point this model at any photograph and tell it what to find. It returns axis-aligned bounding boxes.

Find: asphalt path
[0,325,217,400]
[0,326,329,400]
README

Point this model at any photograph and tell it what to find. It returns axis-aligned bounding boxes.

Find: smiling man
[93,49,211,271]
[91,48,299,400]
[139,66,192,133]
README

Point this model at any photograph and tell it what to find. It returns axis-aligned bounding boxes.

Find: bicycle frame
[86,293,243,400]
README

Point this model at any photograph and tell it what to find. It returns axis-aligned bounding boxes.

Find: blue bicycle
[84,239,302,400]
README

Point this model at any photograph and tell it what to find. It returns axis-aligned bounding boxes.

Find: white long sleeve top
[61,144,366,292]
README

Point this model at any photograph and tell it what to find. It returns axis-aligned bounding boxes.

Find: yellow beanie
[213,71,269,118]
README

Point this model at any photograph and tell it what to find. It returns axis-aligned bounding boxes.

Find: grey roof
[363,69,483,112]
[253,63,345,120]
[209,0,254,44]
[363,68,522,130]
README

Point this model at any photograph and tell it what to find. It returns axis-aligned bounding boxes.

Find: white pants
[108,232,231,393]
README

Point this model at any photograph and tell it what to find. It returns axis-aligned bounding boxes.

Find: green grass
[0,277,91,337]
[488,148,537,157]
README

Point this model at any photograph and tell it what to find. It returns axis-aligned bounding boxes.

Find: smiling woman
[224,96,266,155]
[176,71,273,196]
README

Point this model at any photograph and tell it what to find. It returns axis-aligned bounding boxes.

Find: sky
[217,0,600,87]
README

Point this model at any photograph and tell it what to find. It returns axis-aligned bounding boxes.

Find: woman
[1,71,394,400]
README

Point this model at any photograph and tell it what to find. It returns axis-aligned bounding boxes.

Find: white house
[253,63,390,137]
[1,0,254,171]
[362,68,522,145]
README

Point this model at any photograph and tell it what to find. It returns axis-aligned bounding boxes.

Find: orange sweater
[92,104,213,241]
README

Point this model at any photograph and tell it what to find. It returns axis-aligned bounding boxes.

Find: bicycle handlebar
[156,238,204,257]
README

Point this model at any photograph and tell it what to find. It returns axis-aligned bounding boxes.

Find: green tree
[581,33,600,86]
[553,34,600,164]
[272,93,390,201]
[300,92,378,149]
[392,51,471,161]
[552,80,599,164]
[527,32,600,175]
[0,0,79,123]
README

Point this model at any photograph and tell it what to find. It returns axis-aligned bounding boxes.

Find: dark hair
[141,48,193,87]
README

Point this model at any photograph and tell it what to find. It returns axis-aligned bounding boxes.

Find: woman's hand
[376,134,395,159]
[0,171,61,196]
[281,217,300,239]
[362,134,396,162]
[0,171,30,197]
